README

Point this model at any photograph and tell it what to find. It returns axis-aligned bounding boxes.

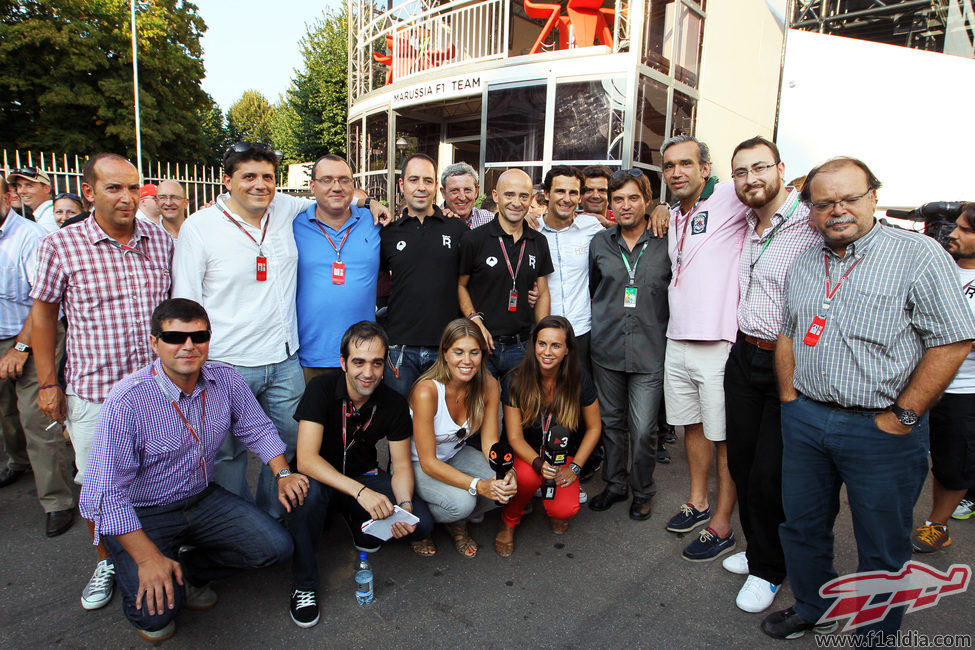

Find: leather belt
[809,397,886,415]
[743,334,776,351]
[493,334,526,345]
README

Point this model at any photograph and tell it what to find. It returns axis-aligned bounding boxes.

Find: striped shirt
[30,215,174,402]
[540,213,604,336]
[0,211,46,338]
[737,189,821,341]
[782,222,975,408]
[79,359,285,544]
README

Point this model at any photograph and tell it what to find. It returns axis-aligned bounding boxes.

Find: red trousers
[501,456,580,526]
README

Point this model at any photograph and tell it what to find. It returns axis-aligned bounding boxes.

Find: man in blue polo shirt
[294,155,380,381]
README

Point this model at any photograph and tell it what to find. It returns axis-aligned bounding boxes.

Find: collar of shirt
[823,218,882,259]
[745,187,801,235]
[485,214,539,241]
[84,211,153,246]
[672,175,719,216]
[609,222,651,248]
[308,208,359,235]
[0,209,14,237]
[539,214,582,233]
[330,372,382,412]
[151,357,217,400]
[396,204,446,225]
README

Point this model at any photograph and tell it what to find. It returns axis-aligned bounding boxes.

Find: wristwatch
[363,197,372,209]
[569,463,582,475]
[13,342,30,354]
[891,404,919,427]
[275,468,292,482]
[467,477,479,496]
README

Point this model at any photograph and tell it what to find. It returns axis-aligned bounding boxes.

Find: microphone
[489,442,514,480]
[542,426,569,500]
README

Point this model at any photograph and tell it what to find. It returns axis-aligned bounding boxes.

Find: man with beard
[720,137,820,613]
[910,202,975,554]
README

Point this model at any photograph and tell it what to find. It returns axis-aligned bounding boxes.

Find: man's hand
[0,348,28,379]
[277,472,309,512]
[38,385,66,423]
[135,551,183,616]
[528,282,539,308]
[526,213,540,231]
[442,207,462,220]
[648,203,670,237]
[367,200,392,226]
[356,487,394,520]
[475,320,495,352]
[874,411,912,436]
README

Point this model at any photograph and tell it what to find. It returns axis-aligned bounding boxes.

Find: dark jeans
[287,470,434,590]
[486,339,527,379]
[780,396,928,637]
[104,484,293,632]
[383,345,438,398]
[724,337,786,585]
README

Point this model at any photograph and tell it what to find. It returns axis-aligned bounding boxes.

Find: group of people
[2,134,974,646]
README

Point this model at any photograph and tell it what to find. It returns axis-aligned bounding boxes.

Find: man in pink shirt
[661,135,748,562]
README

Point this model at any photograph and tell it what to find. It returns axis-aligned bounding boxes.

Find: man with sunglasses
[172,143,388,521]
[765,157,975,641]
[79,298,303,643]
[6,166,57,233]
[0,176,75,535]
[31,153,175,611]
[286,320,434,628]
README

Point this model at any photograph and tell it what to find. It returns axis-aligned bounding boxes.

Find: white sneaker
[736,575,780,613]
[81,559,116,610]
[952,498,974,520]
[721,551,748,575]
[579,489,588,504]
[185,583,218,611]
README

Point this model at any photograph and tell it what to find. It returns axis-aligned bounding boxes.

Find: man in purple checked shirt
[79,299,307,643]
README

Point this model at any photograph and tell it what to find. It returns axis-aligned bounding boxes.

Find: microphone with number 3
[542,426,569,500]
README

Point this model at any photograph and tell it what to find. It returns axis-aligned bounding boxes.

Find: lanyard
[341,400,376,475]
[821,251,866,315]
[151,366,207,485]
[105,237,147,258]
[218,199,269,255]
[314,220,352,262]
[498,237,526,290]
[674,199,703,286]
[619,240,649,285]
[749,194,800,270]
[539,411,553,453]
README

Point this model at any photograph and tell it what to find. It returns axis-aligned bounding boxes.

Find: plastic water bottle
[354,551,374,604]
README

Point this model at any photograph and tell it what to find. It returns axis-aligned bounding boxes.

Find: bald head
[157,180,187,223]
[492,169,534,226]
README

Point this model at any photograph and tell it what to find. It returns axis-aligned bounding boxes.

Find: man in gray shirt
[766,157,975,641]
[587,169,670,520]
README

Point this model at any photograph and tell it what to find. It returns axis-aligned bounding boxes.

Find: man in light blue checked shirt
[765,157,975,642]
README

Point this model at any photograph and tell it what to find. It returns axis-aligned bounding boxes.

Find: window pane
[483,166,542,198]
[676,5,703,87]
[394,116,440,170]
[363,173,389,206]
[553,78,626,161]
[671,90,697,137]
[366,112,388,172]
[643,0,675,74]
[634,75,668,166]
[485,84,546,163]
[349,121,362,174]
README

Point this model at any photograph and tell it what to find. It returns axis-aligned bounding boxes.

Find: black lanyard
[341,400,376,475]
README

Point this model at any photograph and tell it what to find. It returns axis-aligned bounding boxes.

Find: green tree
[198,95,229,165]
[226,90,275,146]
[0,0,212,163]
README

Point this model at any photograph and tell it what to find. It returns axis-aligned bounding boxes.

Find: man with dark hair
[909,202,975,553]
[79,298,303,643]
[440,162,493,229]
[721,136,820,614]
[766,157,975,640]
[580,165,615,227]
[459,169,553,377]
[172,143,387,520]
[294,154,380,380]
[31,152,174,610]
[380,153,469,396]
[0,176,75,535]
[6,166,56,232]
[587,168,670,519]
[286,320,434,628]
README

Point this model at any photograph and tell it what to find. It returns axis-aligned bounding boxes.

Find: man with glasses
[294,155,379,381]
[660,135,748,563]
[79,298,303,643]
[156,180,188,239]
[0,176,75,535]
[31,153,174,611]
[440,162,494,229]
[765,157,975,640]
[286,320,433,628]
[7,166,56,232]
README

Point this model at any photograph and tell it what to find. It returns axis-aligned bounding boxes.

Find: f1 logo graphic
[810,323,824,336]
[817,561,970,631]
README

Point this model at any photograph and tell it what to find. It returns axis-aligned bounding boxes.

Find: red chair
[524,0,564,54]
[372,34,418,85]
[566,0,614,48]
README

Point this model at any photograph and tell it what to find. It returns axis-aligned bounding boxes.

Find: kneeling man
[79,298,305,642]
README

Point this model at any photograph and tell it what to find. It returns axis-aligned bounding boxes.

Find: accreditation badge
[803,316,826,346]
[332,261,346,285]
[256,256,267,282]
[623,286,637,309]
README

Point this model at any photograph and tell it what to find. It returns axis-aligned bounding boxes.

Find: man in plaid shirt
[31,153,174,612]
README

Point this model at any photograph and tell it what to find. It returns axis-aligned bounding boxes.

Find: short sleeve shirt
[501,371,597,453]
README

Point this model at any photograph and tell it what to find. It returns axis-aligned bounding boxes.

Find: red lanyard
[151,366,207,484]
[821,251,866,315]
[105,237,147,258]
[341,400,375,475]
[498,237,526,289]
[673,203,701,287]
[314,221,351,261]
[219,201,269,254]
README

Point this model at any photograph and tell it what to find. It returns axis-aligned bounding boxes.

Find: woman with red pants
[494,316,601,556]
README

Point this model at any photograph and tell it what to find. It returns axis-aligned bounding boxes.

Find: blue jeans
[779,396,929,637]
[287,470,434,590]
[213,353,304,520]
[104,484,293,632]
[486,339,527,379]
[383,345,437,398]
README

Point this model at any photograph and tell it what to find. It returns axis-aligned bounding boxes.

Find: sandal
[495,522,515,557]
[411,537,437,557]
[443,522,478,558]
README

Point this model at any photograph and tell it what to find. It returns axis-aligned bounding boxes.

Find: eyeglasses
[611,168,644,181]
[808,190,873,213]
[453,427,471,449]
[224,142,282,159]
[312,176,354,188]
[10,167,39,178]
[156,194,187,202]
[156,330,212,345]
[731,162,777,180]
[54,192,82,202]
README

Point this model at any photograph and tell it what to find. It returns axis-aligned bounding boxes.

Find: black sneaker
[290,589,320,628]
[661,426,677,445]
[657,446,671,464]
[761,607,837,639]
[344,513,381,553]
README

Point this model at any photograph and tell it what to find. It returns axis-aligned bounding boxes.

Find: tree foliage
[0,0,216,163]
[226,90,275,146]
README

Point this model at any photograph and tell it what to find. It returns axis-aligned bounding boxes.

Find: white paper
[360,505,421,541]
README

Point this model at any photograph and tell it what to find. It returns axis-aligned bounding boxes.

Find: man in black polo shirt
[380,153,469,397]
[459,169,553,377]
[285,321,434,628]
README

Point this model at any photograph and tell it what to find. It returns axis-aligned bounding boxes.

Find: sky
[193,0,343,112]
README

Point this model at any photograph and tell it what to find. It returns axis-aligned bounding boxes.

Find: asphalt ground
[1,431,972,649]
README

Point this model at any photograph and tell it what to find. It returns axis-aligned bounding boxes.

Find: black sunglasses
[157,330,212,345]
[55,192,82,202]
[611,168,644,181]
[11,167,39,178]
[453,427,470,449]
